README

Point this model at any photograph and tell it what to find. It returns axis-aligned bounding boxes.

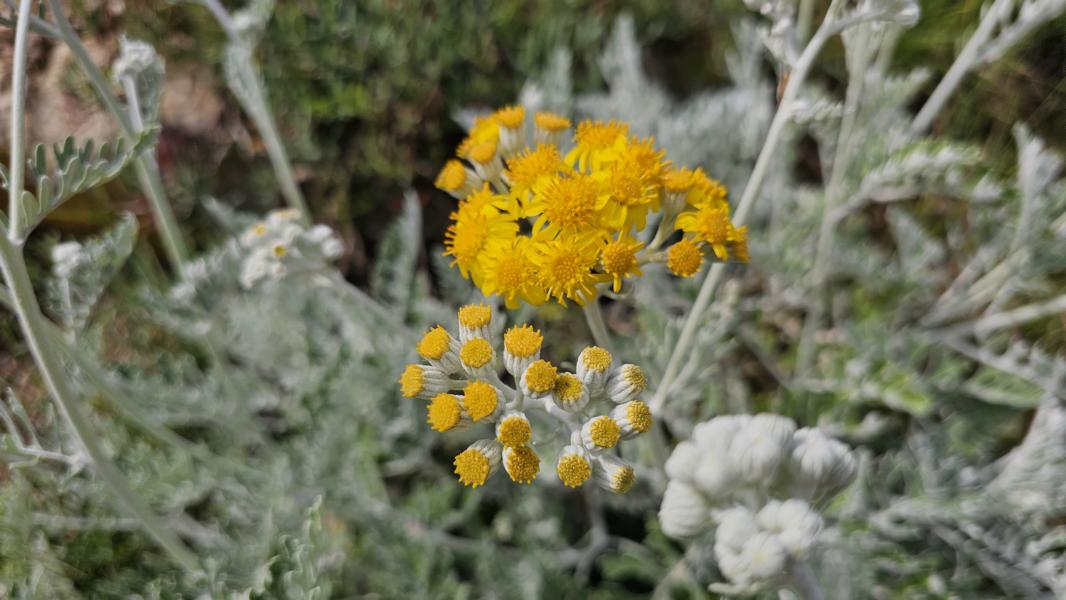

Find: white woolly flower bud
[605,364,648,404]
[453,439,502,488]
[593,453,636,494]
[693,453,742,498]
[520,359,558,399]
[576,346,613,398]
[665,441,700,483]
[713,506,761,555]
[692,415,750,455]
[727,414,796,483]
[306,224,344,259]
[610,401,653,439]
[733,532,787,584]
[659,480,711,538]
[756,499,822,559]
[789,427,857,500]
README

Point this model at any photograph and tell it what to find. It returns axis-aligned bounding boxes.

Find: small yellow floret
[435,160,468,192]
[427,393,462,432]
[524,359,558,393]
[588,416,621,448]
[622,365,648,393]
[612,465,636,493]
[581,347,612,372]
[458,304,492,329]
[504,324,543,358]
[494,105,525,129]
[667,238,703,277]
[454,449,491,488]
[462,380,498,422]
[574,120,629,152]
[557,454,591,488]
[460,338,494,369]
[417,326,452,360]
[505,446,540,484]
[497,415,531,448]
[625,401,653,433]
[399,364,424,398]
[252,223,268,236]
[467,140,498,165]
[534,111,571,132]
[272,244,287,258]
[554,374,584,404]
[663,167,701,194]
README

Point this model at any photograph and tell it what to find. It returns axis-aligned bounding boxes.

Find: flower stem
[5,0,32,238]
[46,0,190,269]
[583,301,615,356]
[649,16,836,413]
[783,560,825,600]
[2,5,197,570]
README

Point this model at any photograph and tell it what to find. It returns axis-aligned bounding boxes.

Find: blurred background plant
[0,0,1064,597]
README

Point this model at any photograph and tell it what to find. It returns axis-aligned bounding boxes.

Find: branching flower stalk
[649,1,847,413]
[44,0,189,268]
[0,0,198,572]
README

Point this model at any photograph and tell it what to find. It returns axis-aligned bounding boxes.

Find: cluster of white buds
[399,304,653,492]
[659,414,856,595]
[237,209,343,288]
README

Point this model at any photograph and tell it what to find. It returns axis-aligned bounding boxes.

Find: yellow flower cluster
[398,304,652,492]
[435,105,749,307]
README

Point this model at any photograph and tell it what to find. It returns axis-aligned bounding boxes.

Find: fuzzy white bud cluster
[659,414,856,595]
[238,209,343,288]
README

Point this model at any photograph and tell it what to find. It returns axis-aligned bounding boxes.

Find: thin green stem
[795,30,874,376]
[194,0,311,223]
[46,0,189,269]
[582,301,615,356]
[6,0,33,238]
[649,18,836,413]
[1,8,197,568]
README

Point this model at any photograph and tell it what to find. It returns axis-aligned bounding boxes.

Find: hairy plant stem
[795,30,874,377]
[2,4,197,571]
[6,0,32,236]
[649,12,838,413]
[583,301,615,356]
[909,0,1010,136]
[783,560,826,600]
[46,0,190,269]
[196,0,312,223]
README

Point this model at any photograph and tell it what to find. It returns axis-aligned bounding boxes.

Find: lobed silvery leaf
[0,128,158,241]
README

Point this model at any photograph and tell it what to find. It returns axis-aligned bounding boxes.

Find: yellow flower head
[554,373,585,406]
[417,326,452,361]
[504,324,543,359]
[663,167,703,195]
[457,303,492,331]
[667,238,704,277]
[530,174,607,235]
[444,192,518,283]
[435,160,469,194]
[479,237,548,309]
[523,359,558,394]
[599,233,644,293]
[610,136,668,188]
[597,166,659,231]
[731,225,750,263]
[493,104,526,130]
[504,446,540,484]
[584,415,621,449]
[557,452,592,488]
[675,203,736,261]
[427,393,463,432]
[459,338,494,369]
[399,364,424,398]
[462,380,499,422]
[456,115,500,158]
[530,233,604,305]
[567,120,629,170]
[534,111,571,133]
[497,413,532,448]
[504,144,565,200]
[454,447,492,488]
